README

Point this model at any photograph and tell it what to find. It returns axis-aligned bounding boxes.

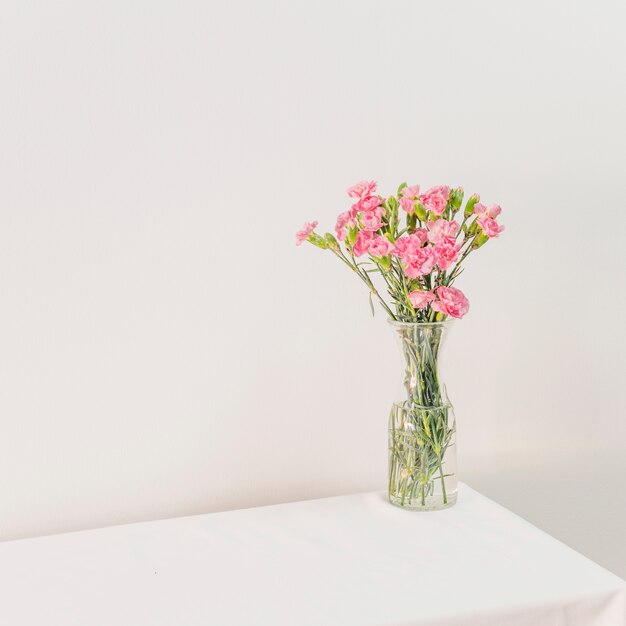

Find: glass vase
[388,320,457,511]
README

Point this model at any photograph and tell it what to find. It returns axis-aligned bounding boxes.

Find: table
[0,484,624,625]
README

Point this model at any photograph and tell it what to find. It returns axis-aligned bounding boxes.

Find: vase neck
[390,322,452,408]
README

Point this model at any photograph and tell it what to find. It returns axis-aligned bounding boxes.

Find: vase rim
[387,318,454,328]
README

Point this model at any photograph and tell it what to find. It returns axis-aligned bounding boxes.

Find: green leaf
[397,182,408,196]
[368,291,375,317]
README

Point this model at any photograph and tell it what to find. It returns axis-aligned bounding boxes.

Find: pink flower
[488,204,502,218]
[420,186,450,216]
[403,246,435,278]
[392,230,428,258]
[432,286,470,319]
[348,203,360,218]
[477,214,505,238]
[353,195,383,214]
[410,229,428,247]
[335,211,354,241]
[408,289,436,309]
[353,230,373,256]
[392,236,410,257]
[347,180,377,200]
[295,221,318,246]
[369,235,393,258]
[427,219,459,244]
[474,203,502,219]
[402,184,421,198]
[399,197,415,213]
[399,185,421,213]
[433,237,461,270]
[360,212,384,232]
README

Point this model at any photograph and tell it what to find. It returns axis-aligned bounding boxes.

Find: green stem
[330,248,397,320]
[438,460,448,504]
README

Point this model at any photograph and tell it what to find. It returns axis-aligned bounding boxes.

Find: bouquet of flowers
[296,181,504,322]
[297,181,504,510]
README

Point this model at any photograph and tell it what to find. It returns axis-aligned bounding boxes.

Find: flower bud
[347,224,358,245]
[415,203,427,221]
[467,220,480,236]
[324,233,339,251]
[378,255,391,271]
[309,233,328,249]
[386,196,398,233]
[464,193,480,218]
[451,187,464,210]
[472,232,489,249]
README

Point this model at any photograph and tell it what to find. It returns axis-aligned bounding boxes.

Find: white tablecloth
[0,484,623,625]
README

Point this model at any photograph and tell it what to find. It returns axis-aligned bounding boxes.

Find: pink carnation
[369,235,393,258]
[403,184,421,198]
[354,195,383,213]
[477,214,505,238]
[420,186,450,216]
[474,203,502,219]
[392,236,410,257]
[433,236,461,270]
[335,212,354,241]
[403,246,435,278]
[399,197,415,213]
[408,289,436,309]
[490,204,502,218]
[347,180,377,200]
[392,230,428,258]
[411,228,429,247]
[353,230,373,256]
[432,286,469,319]
[427,219,459,244]
[295,221,318,246]
[360,212,384,232]
[398,185,421,213]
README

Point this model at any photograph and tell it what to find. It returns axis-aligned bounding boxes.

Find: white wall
[1,0,625,577]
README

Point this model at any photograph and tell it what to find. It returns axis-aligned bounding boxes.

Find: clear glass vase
[388,320,457,511]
